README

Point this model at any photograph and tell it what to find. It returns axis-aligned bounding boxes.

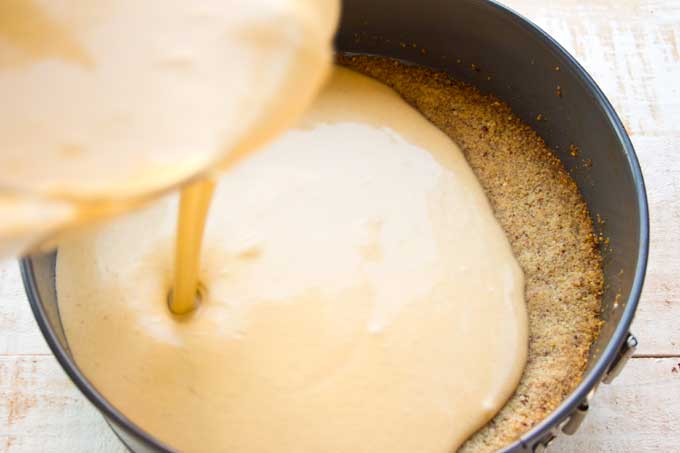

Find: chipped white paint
[0,1,678,451]
[0,355,125,453]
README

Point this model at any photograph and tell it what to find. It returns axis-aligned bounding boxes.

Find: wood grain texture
[0,354,125,453]
[0,0,678,451]
[550,358,680,452]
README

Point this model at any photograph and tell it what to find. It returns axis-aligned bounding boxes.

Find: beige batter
[58,67,528,453]
[0,0,338,255]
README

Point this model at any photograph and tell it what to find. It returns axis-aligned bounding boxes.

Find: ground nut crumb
[338,54,603,453]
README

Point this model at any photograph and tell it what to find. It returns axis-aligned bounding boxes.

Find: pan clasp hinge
[603,333,638,384]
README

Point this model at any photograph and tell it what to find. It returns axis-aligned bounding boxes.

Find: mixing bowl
[21,0,648,451]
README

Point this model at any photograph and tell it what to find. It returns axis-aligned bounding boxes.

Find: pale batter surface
[57,68,528,453]
[337,55,604,452]
[0,0,338,255]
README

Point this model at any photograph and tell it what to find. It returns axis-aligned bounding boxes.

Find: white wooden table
[1,1,678,451]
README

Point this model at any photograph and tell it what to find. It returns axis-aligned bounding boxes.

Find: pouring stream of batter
[2,2,528,451]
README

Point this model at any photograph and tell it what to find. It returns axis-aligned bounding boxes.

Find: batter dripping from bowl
[1,1,529,452]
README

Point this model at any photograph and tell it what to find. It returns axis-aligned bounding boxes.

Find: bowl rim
[20,1,649,451]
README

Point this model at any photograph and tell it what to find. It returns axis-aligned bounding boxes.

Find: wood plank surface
[551,358,680,452]
[0,1,678,452]
[0,355,124,453]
